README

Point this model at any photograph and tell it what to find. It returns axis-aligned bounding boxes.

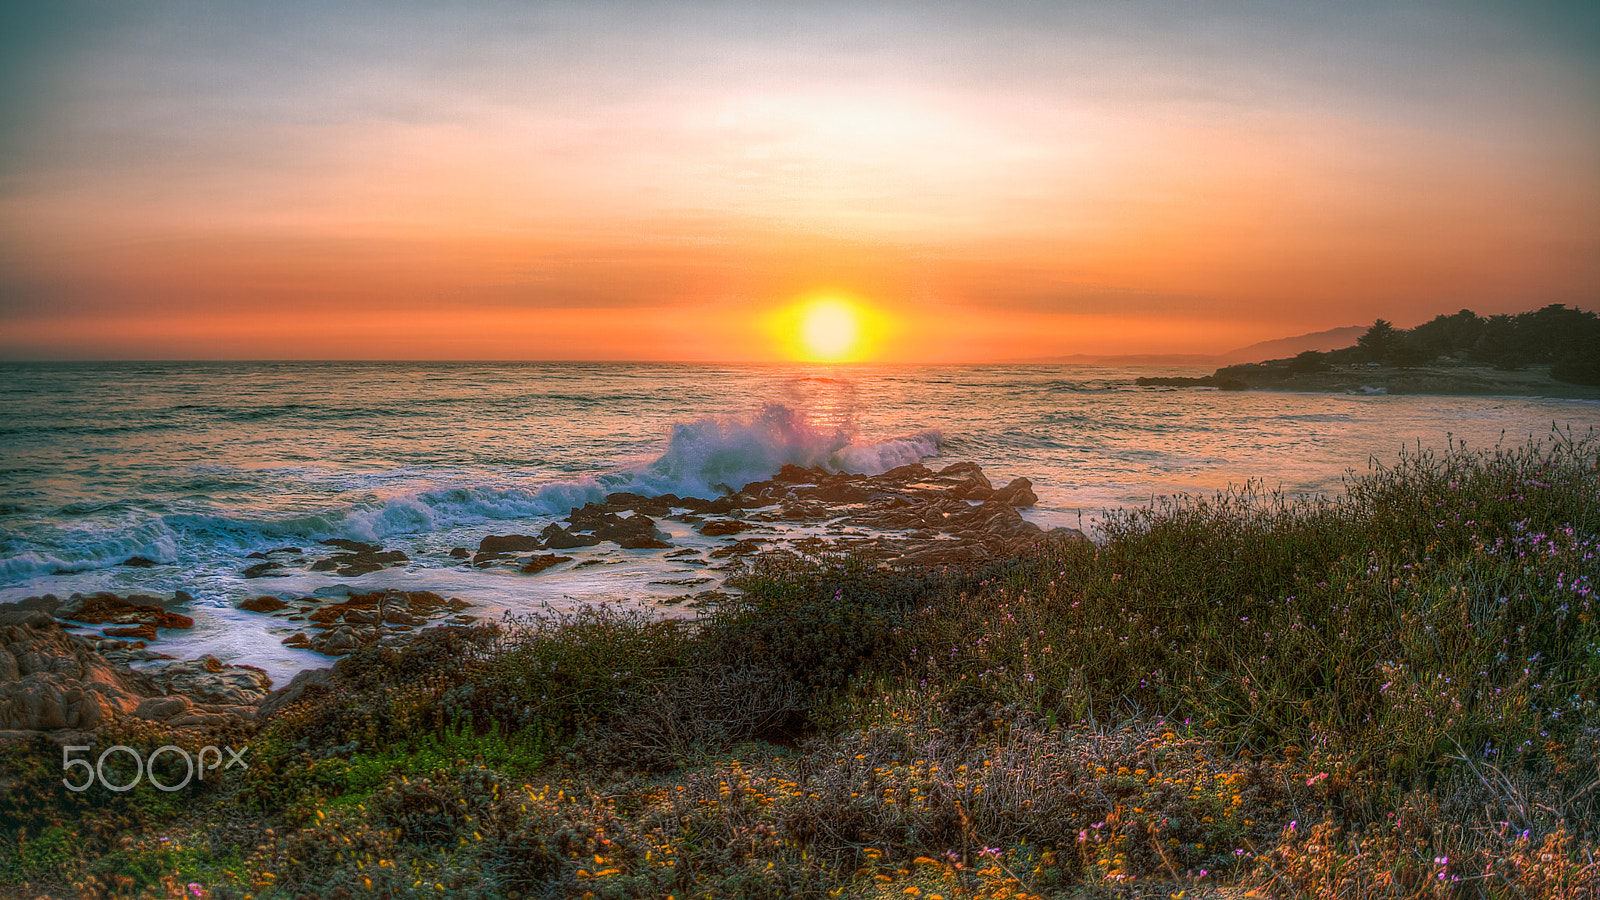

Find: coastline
[2,439,1598,897]
[1138,360,1600,399]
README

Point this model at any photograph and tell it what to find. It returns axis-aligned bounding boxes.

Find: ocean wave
[627,402,941,497]
[0,402,941,583]
[0,525,178,581]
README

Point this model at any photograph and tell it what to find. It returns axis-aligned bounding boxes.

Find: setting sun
[799,299,860,361]
[771,294,889,362]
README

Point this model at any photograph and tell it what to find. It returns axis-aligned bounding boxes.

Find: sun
[799,299,860,361]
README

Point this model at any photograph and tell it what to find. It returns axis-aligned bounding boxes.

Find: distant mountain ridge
[1215,325,1366,364]
[1020,325,1364,366]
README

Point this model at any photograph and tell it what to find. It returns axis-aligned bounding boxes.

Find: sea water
[2,361,1597,682]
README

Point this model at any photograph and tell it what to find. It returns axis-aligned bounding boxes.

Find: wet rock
[602,492,679,516]
[382,608,426,626]
[55,593,194,630]
[700,520,755,536]
[618,536,672,550]
[540,523,602,550]
[478,534,543,555]
[567,505,667,545]
[991,477,1038,507]
[520,553,574,574]
[708,538,769,559]
[320,538,380,553]
[120,555,158,568]
[104,624,157,640]
[449,547,470,559]
[239,596,289,613]
[263,591,472,656]
[309,546,408,576]
[242,561,285,578]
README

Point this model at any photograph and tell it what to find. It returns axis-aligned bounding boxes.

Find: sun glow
[800,300,859,360]
[774,295,885,362]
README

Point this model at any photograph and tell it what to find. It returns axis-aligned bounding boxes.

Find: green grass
[4,433,1598,898]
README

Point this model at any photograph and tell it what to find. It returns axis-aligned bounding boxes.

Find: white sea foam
[626,402,941,497]
[0,404,943,581]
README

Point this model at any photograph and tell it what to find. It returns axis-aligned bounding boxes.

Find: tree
[1286,350,1330,374]
[1356,319,1397,363]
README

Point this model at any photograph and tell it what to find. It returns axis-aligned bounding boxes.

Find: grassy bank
[4,434,1599,898]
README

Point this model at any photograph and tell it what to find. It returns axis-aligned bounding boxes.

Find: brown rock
[520,554,574,574]
[478,534,542,555]
[54,593,193,630]
[239,596,289,613]
[700,520,755,536]
[991,477,1038,507]
[539,524,602,550]
[320,538,380,553]
[133,695,193,722]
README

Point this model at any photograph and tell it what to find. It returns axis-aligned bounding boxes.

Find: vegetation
[1341,305,1600,382]
[3,434,1599,898]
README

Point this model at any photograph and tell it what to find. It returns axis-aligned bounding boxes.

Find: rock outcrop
[0,605,268,736]
[250,589,473,657]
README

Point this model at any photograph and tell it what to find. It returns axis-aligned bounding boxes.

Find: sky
[1,0,1597,362]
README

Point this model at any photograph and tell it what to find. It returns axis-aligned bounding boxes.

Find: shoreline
[1137,360,1600,399]
[2,437,1596,897]
[0,461,1085,737]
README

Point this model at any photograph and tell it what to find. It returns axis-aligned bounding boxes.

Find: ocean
[3,361,1597,683]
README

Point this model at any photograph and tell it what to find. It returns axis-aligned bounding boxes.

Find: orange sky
[2,1,1597,362]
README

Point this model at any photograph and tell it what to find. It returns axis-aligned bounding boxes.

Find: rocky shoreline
[1137,360,1600,398]
[0,461,1084,741]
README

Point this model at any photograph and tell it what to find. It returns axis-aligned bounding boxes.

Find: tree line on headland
[1139,303,1600,390]
[1340,304,1600,383]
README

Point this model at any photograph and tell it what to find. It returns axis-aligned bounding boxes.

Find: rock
[700,520,755,536]
[937,461,993,490]
[256,668,336,722]
[54,593,194,630]
[136,655,272,706]
[520,553,573,574]
[540,524,602,550]
[120,555,158,568]
[103,625,157,640]
[309,547,408,576]
[708,538,768,559]
[133,695,193,722]
[991,477,1038,507]
[239,596,289,613]
[1042,526,1090,546]
[449,547,470,559]
[283,633,311,648]
[618,536,672,550]
[478,534,543,555]
[320,538,381,553]
[565,505,667,546]
[0,611,144,730]
[10,596,62,615]
[242,561,284,578]
[602,492,678,516]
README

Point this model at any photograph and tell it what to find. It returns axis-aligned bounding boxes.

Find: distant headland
[1137,304,1600,398]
